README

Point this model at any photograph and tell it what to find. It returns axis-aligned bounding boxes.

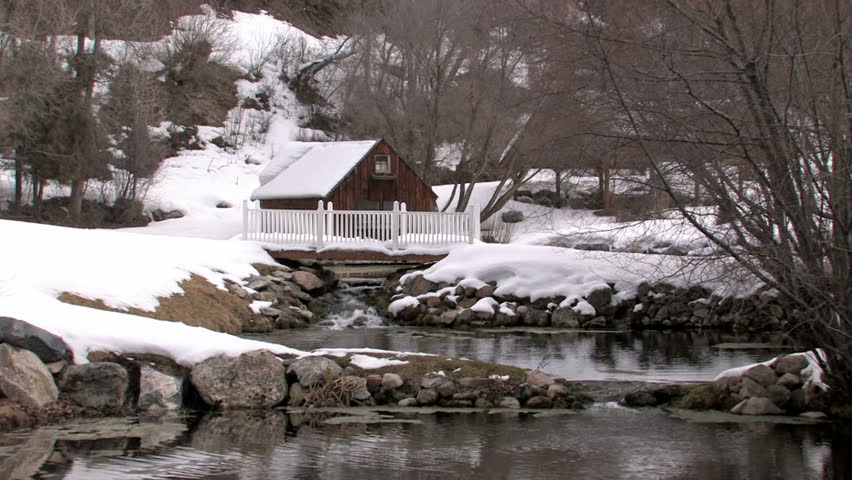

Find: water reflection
[251,328,788,381]
[3,409,845,479]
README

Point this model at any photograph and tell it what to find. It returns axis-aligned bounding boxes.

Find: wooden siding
[260,140,436,211]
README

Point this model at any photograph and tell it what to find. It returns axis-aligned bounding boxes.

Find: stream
[1,286,847,479]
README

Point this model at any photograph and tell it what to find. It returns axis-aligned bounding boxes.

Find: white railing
[243,200,480,251]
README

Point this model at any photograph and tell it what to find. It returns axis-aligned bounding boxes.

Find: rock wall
[386,275,795,332]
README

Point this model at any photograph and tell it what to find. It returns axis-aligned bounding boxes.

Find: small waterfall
[316,284,388,329]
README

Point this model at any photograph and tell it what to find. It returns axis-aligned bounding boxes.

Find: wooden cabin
[251,139,436,211]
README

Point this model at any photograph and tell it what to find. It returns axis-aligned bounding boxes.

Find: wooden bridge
[242,201,480,262]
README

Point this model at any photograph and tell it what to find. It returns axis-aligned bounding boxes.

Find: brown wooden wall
[261,140,436,211]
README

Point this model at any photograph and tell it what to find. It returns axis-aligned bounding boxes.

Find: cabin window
[374,155,391,175]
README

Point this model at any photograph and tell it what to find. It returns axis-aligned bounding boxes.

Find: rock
[526,396,553,409]
[191,350,287,409]
[443,399,474,408]
[247,277,272,291]
[425,296,442,308]
[216,201,232,208]
[0,317,72,363]
[523,308,549,327]
[493,312,517,326]
[475,285,496,298]
[260,307,282,317]
[624,391,658,407]
[408,275,437,296]
[547,383,571,399]
[518,383,546,401]
[45,360,67,375]
[788,388,806,411]
[416,388,439,406]
[421,373,450,389]
[242,315,274,333]
[574,242,610,251]
[799,411,828,419]
[739,377,766,399]
[744,364,778,388]
[439,310,458,326]
[436,380,457,398]
[453,391,478,401]
[498,397,521,409]
[288,356,343,388]
[292,271,324,292]
[764,384,791,408]
[59,362,128,412]
[381,373,404,390]
[0,344,59,410]
[500,210,525,223]
[0,399,31,431]
[526,372,555,387]
[731,397,783,415]
[777,372,803,389]
[585,287,613,312]
[138,367,183,411]
[288,382,306,406]
[586,316,608,328]
[551,308,580,328]
[775,354,809,375]
[343,377,371,401]
[398,397,418,407]
[457,297,478,309]
[365,374,382,394]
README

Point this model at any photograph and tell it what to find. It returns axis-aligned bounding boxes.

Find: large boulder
[407,275,437,296]
[500,210,525,223]
[731,397,784,416]
[775,354,809,375]
[0,317,71,363]
[0,344,59,409]
[191,350,288,409]
[292,271,324,292]
[138,367,183,411]
[551,308,580,328]
[585,287,613,312]
[287,356,343,388]
[744,364,778,388]
[59,362,129,412]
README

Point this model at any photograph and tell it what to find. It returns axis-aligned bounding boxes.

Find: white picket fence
[242,200,480,251]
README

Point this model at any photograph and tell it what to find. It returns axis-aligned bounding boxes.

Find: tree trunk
[14,155,23,211]
[69,178,85,222]
[553,169,563,208]
[31,176,42,219]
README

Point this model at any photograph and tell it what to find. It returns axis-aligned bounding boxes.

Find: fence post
[400,203,408,249]
[315,200,325,248]
[468,204,481,244]
[242,200,249,241]
[391,201,400,251]
[326,201,334,242]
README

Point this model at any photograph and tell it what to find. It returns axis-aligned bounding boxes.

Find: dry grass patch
[58,274,252,333]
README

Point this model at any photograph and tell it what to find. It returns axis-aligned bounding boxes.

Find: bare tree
[532,0,852,393]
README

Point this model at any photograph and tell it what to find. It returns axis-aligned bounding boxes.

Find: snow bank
[349,354,409,369]
[401,243,756,303]
[715,350,828,390]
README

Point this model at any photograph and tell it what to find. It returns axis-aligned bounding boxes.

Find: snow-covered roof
[251,140,379,200]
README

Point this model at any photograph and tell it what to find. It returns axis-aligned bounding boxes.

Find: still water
[1,407,846,479]
[251,327,790,382]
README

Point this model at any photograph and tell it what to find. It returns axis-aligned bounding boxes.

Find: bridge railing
[243,200,480,251]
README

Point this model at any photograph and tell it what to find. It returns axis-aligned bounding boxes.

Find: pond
[2,408,847,479]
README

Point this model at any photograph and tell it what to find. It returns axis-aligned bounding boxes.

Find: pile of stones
[227,263,337,333]
[388,274,793,333]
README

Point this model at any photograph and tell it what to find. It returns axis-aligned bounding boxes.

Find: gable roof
[251,140,380,201]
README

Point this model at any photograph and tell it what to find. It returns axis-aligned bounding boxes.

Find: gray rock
[526,372,555,387]
[551,308,580,328]
[516,195,534,204]
[547,383,571,399]
[260,307,282,317]
[191,350,288,409]
[0,344,59,409]
[408,275,437,296]
[501,210,525,223]
[288,356,343,388]
[421,373,451,390]
[247,278,272,291]
[586,316,608,328]
[475,285,496,298]
[623,391,657,407]
[436,380,458,398]
[523,308,549,327]
[526,396,553,408]
[398,397,418,407]
[518,383,546,401]
[59,362,128,412]
[775,354,809,375]
[439,310,458,326]
[381,373,404,389]
[498,397,521,409]
[0,317,72,363]
[744,364,778,388]
[765,384,791,408]
[272,271,293,281]
[777,372,803,389]
[739,377,766,399]
[788,388,806,411]
[416,388,439,406]
[731,397,783,415]
[138,367,183,411]
[292,271,324,292]
[585,287,613,312]
[574,243,610,252]
[288,382,306,406]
